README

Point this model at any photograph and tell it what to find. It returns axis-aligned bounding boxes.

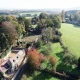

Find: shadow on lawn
[56,51,64,60]
[71,67,80,75]
[32,72,52,80]
[57,62,72,72]
[73,24,80,28]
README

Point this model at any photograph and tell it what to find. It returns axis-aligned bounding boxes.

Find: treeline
[65,10,80,25]
[0,12,62,52]
[0,15,31,52]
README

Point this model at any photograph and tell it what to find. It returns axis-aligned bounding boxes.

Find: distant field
[25,17,32,19]
[20,12,41,15]
[60,23,80,58]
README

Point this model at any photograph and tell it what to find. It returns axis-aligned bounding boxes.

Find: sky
[0,0,80,10]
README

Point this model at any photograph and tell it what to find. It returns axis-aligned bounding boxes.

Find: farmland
[60,23,80,58]
[20,12,41,16]
[19,12,41,19]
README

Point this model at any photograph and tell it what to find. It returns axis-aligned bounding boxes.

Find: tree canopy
[39,12,48,20]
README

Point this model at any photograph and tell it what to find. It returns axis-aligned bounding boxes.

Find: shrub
[35,39,42,48]
[47,55,57,72]
[53,35,60,42]
[62,53,77,65]
[41,42,52,56]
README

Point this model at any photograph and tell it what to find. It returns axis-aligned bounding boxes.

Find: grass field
[20,12,41,16]
[60,23,80,58]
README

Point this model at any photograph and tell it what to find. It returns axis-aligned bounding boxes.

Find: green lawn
[60,23,80,58]
[51,43,63,61]
[39,42,63,62]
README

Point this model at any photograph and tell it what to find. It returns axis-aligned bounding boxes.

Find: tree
[35,39,42,48]
[61,10,65,22]
[11,17,25,36]
[45,19,54,27]
[62,53,77,65]
[69,15,74,21]
[31,16,39,25]
[52,17,61,29]
[17,16,25,25]
[39,13,48,20]
[24,19,31,32]
[47,55,57,72]
[5,16,10,21]
[49,55,56,69]
[77,16,80,24]
[74,12,80,21]
[27,49,40,69]
[42,27,53,43]
[0,21,18,45]
[41,42,52,56]
[39,53,47,63]
[0,33,9,51]
[0,16,6,24]
[56,15,62,23]
[16,24,23,36]
[37,19,47,31]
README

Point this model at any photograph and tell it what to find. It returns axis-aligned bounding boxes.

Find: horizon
[0,0,80,10]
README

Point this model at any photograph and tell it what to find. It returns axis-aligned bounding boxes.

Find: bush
[53,35,60,42]
[41,48,49,56]
[41,42,52,56]
[35,39,42,48]
[46,55,57,72]
[62,53,77,65]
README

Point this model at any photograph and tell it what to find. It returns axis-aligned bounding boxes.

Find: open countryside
[60,23,80,58]
[0,0,80,80]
